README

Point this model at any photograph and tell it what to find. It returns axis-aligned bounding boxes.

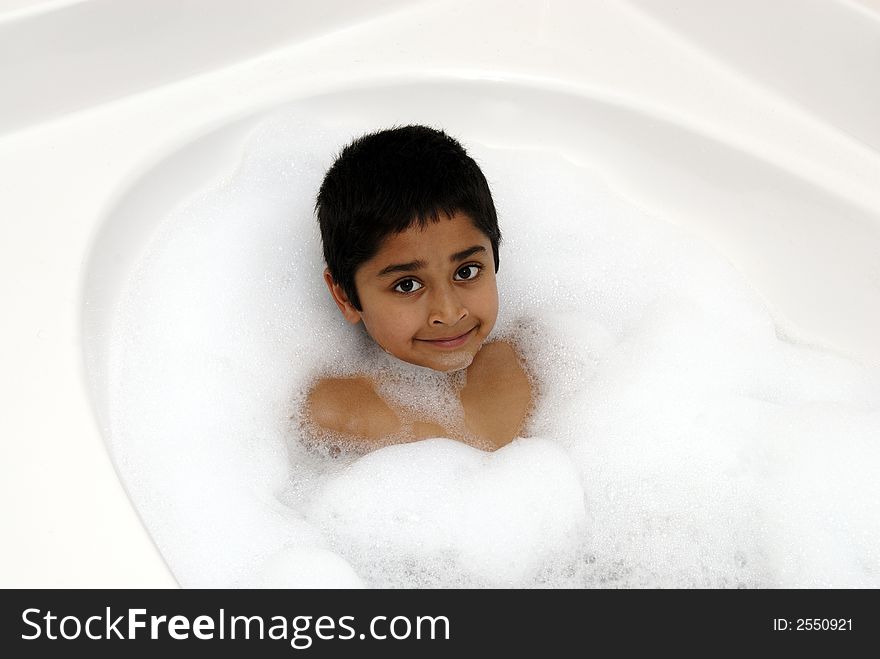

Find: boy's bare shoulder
[461,339,533,445]
[471,339,529,377]
[305,376,400,439]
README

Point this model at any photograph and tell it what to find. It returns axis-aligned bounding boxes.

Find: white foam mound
[306,438,587,587]
[106,114,880,588]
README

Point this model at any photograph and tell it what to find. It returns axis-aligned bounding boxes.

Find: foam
[107,113,880,588]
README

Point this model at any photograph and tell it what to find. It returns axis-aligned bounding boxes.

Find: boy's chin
[387,349,475,373]
[421,350,476,373]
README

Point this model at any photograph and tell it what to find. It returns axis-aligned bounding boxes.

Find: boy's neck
[364,339,468,431]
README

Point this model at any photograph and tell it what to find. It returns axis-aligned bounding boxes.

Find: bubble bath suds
[107,115,880,588]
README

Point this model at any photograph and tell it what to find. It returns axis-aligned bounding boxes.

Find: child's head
[316,125,502,372]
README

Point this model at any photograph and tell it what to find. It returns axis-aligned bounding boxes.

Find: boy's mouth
[417,327,476,349]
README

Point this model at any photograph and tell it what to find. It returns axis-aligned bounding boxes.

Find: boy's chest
[313,341,534,452]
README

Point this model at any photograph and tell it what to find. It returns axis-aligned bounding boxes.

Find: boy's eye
[393,278,423,294]
[454,264,482,281]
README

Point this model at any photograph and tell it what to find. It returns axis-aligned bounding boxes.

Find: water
[107,114,880,588]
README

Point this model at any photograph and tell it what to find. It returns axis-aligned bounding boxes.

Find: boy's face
[325,212,498,372]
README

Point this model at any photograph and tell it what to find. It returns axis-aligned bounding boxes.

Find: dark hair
[315,125,500,310]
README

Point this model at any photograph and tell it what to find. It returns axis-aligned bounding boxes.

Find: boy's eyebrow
[450,245,486,262]
[376,245,487,278]
[376,259,427,277]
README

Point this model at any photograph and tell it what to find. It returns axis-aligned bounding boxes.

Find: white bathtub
[2,0,879,587]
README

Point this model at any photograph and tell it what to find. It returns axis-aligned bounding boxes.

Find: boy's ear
[323,268,362,324]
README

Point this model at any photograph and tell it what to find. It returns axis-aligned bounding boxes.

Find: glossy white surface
[1,0,879,587]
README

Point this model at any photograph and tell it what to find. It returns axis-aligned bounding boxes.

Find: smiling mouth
[417,327,476,348]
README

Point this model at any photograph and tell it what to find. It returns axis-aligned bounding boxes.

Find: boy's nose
[428,286,468,326]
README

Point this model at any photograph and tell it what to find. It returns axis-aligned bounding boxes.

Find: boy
[306,125,533,453]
